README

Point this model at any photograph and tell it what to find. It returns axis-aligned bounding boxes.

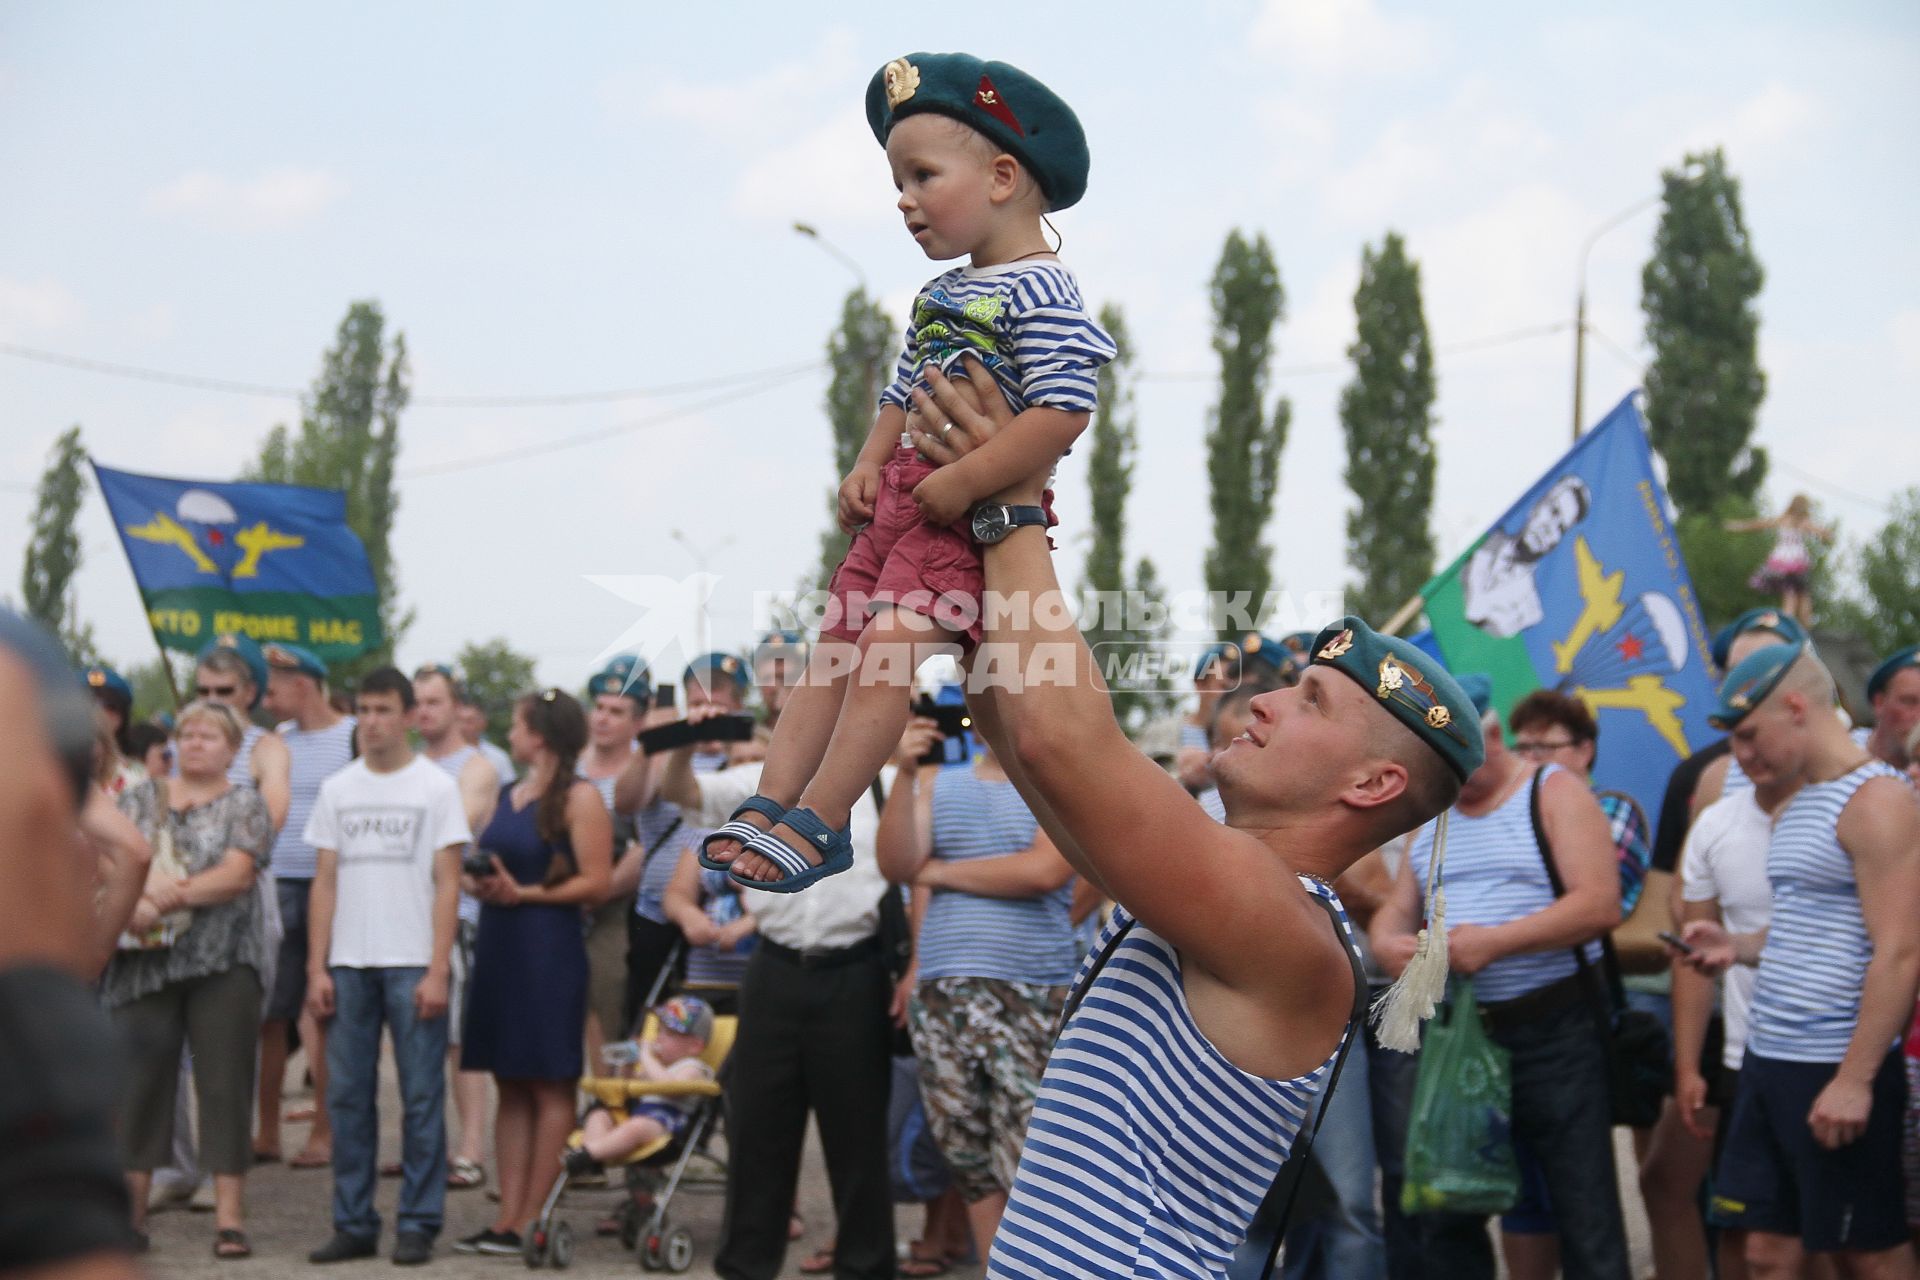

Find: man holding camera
[304,668,472,1266]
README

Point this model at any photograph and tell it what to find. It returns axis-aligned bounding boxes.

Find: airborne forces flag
[1416,394,1720,830]
[91,462,383,666]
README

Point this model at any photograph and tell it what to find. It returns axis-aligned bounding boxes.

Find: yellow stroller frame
[523,1012,738,1271]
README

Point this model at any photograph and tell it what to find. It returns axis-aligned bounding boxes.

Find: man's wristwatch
[970,504,1048,544]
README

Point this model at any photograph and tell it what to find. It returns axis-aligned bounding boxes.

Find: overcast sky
[4,1,1916,686]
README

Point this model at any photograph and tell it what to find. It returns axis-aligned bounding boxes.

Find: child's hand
[838,461,882,533]
[912,467,973,527]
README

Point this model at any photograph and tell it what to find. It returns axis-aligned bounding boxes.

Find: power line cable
[1136,319,1573,382]
[0,341,822,408]
[400,364,821,479]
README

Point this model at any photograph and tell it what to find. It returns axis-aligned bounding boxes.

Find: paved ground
[140,1049,1652,1278]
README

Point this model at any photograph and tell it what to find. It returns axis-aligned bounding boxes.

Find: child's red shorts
[824,445,1056,650]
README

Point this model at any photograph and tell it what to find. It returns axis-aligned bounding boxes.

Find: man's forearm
[307,873,335,975]
[429,856,458,976]
[978,526,1118,759]
[1837,947,1920,1085]
[659,749,702,811]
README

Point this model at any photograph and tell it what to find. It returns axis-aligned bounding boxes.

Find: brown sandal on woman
[213,1228,252,1260]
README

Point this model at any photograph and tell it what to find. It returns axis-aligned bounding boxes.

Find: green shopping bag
[1399,977,1519,1216]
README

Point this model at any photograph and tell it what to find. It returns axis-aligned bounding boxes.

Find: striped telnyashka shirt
[268,717,357,881]
[1747,759,1910,1063]
[990,876,1356,1279]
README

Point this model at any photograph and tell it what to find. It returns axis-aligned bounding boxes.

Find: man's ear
[1344,760,1410,813]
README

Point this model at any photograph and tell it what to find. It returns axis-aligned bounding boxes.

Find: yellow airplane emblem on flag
[1576,676,1689,759]
[126,513,304,579]
[1551,537,1624,674]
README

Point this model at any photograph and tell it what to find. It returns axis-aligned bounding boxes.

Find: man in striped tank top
[255,643,356,1170]
[1682,643,1920,1277]
[1863,645,1919,772]
[907,361,1486,1278]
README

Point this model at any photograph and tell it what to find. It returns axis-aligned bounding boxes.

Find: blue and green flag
[1418,394,1719,830]
[91,462,383,665]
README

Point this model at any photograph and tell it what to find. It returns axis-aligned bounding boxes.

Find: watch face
[971,506,1008,542]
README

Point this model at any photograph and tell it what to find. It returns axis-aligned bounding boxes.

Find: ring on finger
[940,421,955,437]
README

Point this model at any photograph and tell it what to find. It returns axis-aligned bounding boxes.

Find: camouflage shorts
[907,976,1066,1202]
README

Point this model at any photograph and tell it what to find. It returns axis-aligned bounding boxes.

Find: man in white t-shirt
[303,668,472,1267]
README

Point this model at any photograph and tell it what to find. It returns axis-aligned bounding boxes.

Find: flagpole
[152,633,184,711]
[1380,594,1425,637]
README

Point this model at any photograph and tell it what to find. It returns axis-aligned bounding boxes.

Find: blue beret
[1194,641,1242,681]
[83,664,133,703]
[1710,641,1806,729]
[684,652,749,691]
[587,655,651,707]
[1709,608,1808,671]
[1235,632,1302,679]
[752,630,811,667]
[867,53,1090,211]
[1867,645,1920,702]
[1309,617,1486,782]
[263,642,327,681]
[1456,673,1494,718]
[198,633,267,707]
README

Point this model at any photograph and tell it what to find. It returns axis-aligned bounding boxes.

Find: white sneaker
[147,1178,194,1213]
[189,1178,217,1212]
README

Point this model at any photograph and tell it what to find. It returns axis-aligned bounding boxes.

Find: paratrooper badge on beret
[1310,617,1484,781]
[1709,640,1807,729]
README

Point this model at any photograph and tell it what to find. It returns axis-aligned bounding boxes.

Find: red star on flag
[1617,633,1644,662]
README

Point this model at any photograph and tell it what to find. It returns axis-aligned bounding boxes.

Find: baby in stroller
[565,995,716,1177]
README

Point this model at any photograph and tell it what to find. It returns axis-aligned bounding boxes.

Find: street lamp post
[1572,193,1661,442]
[793,222,868,294]
[670,528,735,660]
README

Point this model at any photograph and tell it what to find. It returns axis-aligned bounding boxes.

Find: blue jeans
[1416,998,1629,1280]
[1282,1031,1387,1280]
[326,966,449,1240]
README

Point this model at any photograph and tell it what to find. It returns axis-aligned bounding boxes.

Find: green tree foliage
[1340,233,1437,625]
[814,288,895,589]
[245,300,411,670]
[455,637,538,743]
[127,656,181,722]
[1204,230,1290,638]
[20,425,97,663]
[1825,487,1920,654]
[1078,305,1174,728]
[1676,495,1772,628]
[1641,149,1767,519]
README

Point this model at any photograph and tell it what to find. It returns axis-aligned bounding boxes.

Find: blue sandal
[729,806,854,894]
[699,795,788,871]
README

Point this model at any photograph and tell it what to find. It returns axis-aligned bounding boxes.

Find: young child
[564,996,716,1175]
[704,52,1115,892]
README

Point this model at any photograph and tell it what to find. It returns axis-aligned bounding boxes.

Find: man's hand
[307,968,336,1021]
[414,968,450,1021]
[1174,746,1213,793]
[889,970,917,1030]
[1674,1068,1713,1141]
[1445,923,1505,976]
[1808,1073,1873,1149]
[909,357,1047,508]
[838,461,882,532]
[893,716,941,770]
[912,466,972,527]
[1679,920,1737,977]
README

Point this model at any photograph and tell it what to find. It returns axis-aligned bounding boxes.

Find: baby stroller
[524,997,737,1270]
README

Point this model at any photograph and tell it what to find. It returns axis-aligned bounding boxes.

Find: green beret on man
[684,652,749,693]
[263,643,328,681]
[1709,608,1808,671]
[866,52,1090,211]
[1308,616,1486,782]
[1710,640,1807,729]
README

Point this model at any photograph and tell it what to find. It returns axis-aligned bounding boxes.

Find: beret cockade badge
[883,57,920,110]
[1317,629,1354,661]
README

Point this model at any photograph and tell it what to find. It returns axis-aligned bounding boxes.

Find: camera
[462,848,497,879]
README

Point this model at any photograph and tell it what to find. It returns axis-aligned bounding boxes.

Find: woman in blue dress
[455,690,612,1257]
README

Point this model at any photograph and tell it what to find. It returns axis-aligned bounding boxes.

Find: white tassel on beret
[1370,809,1451,1052]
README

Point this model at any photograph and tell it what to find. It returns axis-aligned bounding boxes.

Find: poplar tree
[1203,231,1290,638]
[1340,233,1436,624]
[814,289,895,588]
[21,424,97,662]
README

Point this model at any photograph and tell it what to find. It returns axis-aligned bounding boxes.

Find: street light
[793,222,868,293]
[669,528,735,660]
[1572,193,1661,442]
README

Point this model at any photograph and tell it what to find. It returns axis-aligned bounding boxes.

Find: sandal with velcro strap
[699,795,787,871]
[729,806,854,894]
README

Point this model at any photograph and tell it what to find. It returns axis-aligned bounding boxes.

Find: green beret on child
[866,52,1090,211]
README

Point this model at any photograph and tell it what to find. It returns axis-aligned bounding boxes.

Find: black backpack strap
[1227,889,1367,1280]
[1527,769,1627,1008]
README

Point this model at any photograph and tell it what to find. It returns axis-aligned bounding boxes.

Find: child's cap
[866,53,1090,211]
[654,995,714,1042]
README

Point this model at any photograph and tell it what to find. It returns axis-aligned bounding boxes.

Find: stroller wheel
[523,1227,549,1269]
[663,1226,694,1273]
[640,1233,665,1271]
[550,1221,575,1269]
